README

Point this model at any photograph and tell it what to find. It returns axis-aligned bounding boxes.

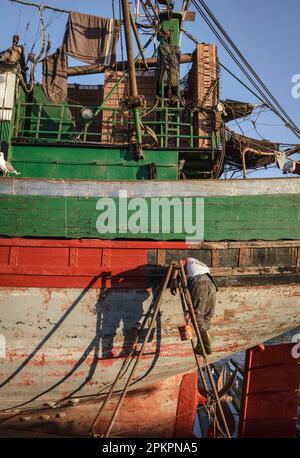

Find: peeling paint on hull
[0,284,299,414]
[0,371,199,438]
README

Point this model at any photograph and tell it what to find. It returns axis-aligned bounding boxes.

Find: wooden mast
[67,54,193,77]
[121,0,144,160]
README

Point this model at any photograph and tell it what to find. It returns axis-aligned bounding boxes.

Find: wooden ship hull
[0,178,299,436]
[0,177,299,437]
[0,245,299,436]
[0,0,299,438]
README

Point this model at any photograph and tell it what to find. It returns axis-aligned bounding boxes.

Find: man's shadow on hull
[0,265,165,412]
[100,266,164,359]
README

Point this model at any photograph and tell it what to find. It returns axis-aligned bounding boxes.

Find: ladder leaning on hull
[89,261,232,438]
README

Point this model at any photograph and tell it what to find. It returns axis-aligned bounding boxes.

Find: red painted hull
[0,238,299,437]
[239,344,300,438]
[0,371,199,438]
[0,238,206,289]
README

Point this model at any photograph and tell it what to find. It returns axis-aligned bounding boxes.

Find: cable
[196,0,300,137]
[16,8,22,34]
[190,2,277,113]
[191,0,300,138]
[181,25,270,105]
[219,62,266,105]
[192,0,300,139]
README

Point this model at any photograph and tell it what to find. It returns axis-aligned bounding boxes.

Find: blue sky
[1,0,300,177]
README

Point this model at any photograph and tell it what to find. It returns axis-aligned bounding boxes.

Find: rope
[87,284,161,436]
[0,402,209,438]
[140,0,162,35]
[89,264,174,438]
[16,8,22,34]
[0,262,233,438]
[19,5,46,93]
[96,402,209,439]
[103,263,173,438]
[191,0,300,140]
[0,73,9,144]
[177,261,231,438]
[196,0,300,137]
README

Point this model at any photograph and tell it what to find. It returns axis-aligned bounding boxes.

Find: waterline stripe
[0,178,299,198]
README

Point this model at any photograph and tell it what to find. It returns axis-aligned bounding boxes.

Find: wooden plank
[9,145,178,181]
[0,283,298,424]
[211,249,220,267]
[218,248,239,267]
[69,248,78,267]
[229,240,300,248]
[250,247,298,268]
[239,248,251,267]
[212,266,297,277]
[297,248,300,273]
[157,249,166,266]
[8,247,18,266]
[2,175,300,197]
[1,239,299,284]
[0,193,299,241]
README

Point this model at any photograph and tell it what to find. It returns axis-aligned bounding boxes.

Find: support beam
[10,0,69,13]
[67,53,193,76]
[130,10,148,70]
[121,0,143,159]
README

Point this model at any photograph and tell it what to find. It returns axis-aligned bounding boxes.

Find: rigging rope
[177,262,231,438]
[196,0,300,137]
[191,0,300,139]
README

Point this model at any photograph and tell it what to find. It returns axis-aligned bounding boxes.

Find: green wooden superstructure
[0,189,299,241]
[0,6,299,243]
[1,3,300,441]
[9,144,179,180]
[1,82,220,181]
[0,75,299,242]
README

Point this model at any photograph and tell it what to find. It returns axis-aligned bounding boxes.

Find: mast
[121,0,144,160]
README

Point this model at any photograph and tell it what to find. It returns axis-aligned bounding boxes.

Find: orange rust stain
[224,309,236,320]
[7,350,17,362]
[42,289,52,310]
[61,302,69,311]
[23,373,33,386]
[56,358,83,366]
[99,358,115,367]
[0,287,28,294]
[87,379,98,386]
[215,343,243,353]
[33,353,46,367]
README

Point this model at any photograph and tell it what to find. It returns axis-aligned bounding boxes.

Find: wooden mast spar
[121,0,144,160]
[10,0,146,160]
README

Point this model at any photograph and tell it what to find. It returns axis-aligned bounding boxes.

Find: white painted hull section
[0,284,299,411]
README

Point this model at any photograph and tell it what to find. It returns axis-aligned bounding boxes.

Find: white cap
[185,257,210,278]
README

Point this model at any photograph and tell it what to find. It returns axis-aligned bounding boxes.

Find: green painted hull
[0,187,299,240]
[10,144,178,180]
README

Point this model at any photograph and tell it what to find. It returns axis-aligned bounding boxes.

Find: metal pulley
[157,0,175,7]
[120,95,146,110]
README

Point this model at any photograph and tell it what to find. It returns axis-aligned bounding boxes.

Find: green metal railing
[13,100,215,149]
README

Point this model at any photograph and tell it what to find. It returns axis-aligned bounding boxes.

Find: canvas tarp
[65,12,120,66]
[42,45,68,105]
[43,12,120,103]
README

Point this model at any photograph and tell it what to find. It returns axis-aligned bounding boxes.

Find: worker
[171,257,218,356]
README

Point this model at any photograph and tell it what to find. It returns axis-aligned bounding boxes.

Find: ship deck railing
[12,101,220,150]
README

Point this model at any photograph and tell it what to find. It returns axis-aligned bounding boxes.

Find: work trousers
[188,274,217,332]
